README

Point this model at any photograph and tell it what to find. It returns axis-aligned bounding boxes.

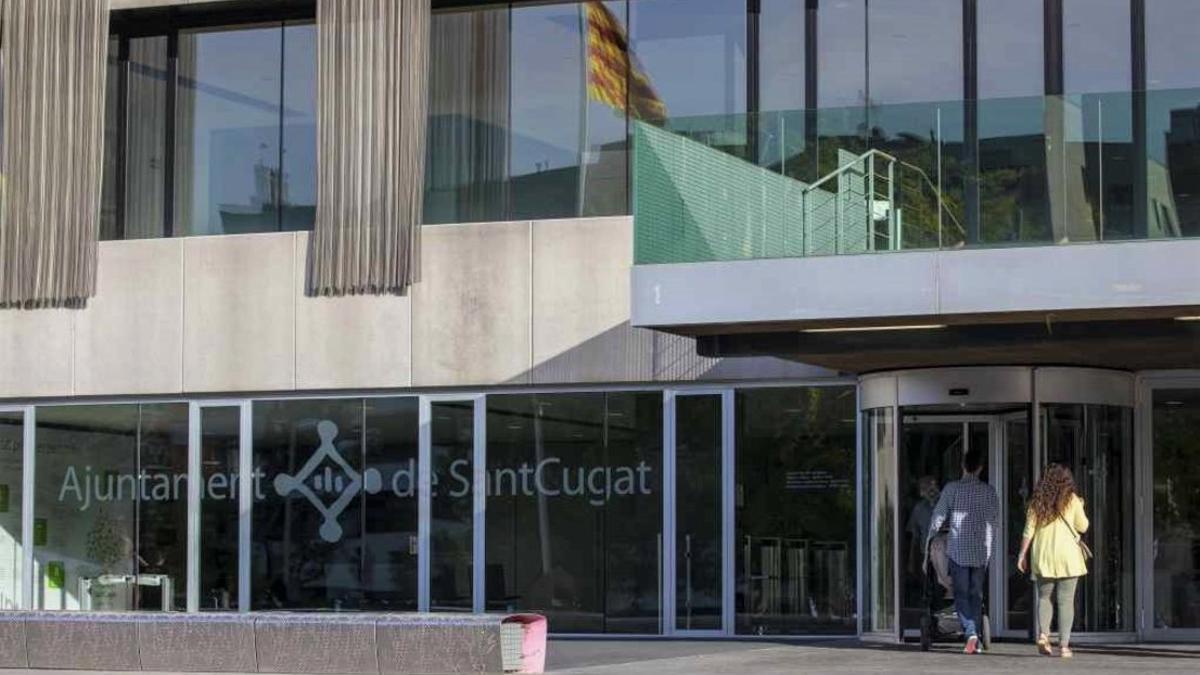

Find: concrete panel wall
[633,238,1200,329]
[183,233,297,393]
[413,222,533,387]
[74,238,184,396]
[0,218,830,401]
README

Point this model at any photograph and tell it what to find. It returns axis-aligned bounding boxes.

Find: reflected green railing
[633,88,1200,265]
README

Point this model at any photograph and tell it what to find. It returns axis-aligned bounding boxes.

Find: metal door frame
[663,389,734,637]
[418,394,486,614]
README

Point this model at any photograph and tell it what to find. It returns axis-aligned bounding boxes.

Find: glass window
[735,387,856,636]
[1145,1,1200,238]
[430,401,475,612]
[1063,0,1131,95]
[0,412,22,610]
[867,0,962,106]
[978,0,1043,99]
[817,0,866,109]
[251,398,418,610]
[175,25,283,236]
[199,407,240,611]
[124,36,170,239]
[674,394,723,631]
[103,18,316,239]
[1151,389,1200,629]
[976,0,1050,244]
[1042,403,1135,632]
[281,22,317,232]
[757,0,807,173]
[1147,0,1200,91]
[100,37,121,241]
[485,392,662,633]
[34,404,188,611]
[510,1,629,220]
[862,407,896,634]
[425,4,512,225]
[632,0,748,157]
[760,0,804,113]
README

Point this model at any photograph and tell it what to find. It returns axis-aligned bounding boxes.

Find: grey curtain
[0,0,110,307]
[308,0,429,296]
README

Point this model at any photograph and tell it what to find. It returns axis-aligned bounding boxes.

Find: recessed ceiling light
[802,324,947,334]
[1176,316,1200,321]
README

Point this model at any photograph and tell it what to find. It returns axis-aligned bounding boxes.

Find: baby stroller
[919,532,991,651]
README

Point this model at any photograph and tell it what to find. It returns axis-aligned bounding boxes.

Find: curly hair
[1029,463,1076,527]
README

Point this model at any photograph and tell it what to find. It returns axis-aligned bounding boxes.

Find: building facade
[0,0,1197,644]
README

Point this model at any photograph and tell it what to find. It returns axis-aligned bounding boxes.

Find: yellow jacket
[1022,494,1089,579]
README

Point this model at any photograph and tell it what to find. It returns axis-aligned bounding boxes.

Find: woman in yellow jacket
[1016,463,1089,658]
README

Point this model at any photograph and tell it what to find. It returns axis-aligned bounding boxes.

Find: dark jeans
[949,559,986,639]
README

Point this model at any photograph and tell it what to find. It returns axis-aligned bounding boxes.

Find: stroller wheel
[919,615,932,651]
[981,615,992,652]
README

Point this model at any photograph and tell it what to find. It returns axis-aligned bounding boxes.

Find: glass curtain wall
[735,387,856,636]
[1151,389,1200,630]
[33,404,189,611]
[485,392,663,634]
[861,407,896,635]
[251,398,419,610]
[0,413,22,610]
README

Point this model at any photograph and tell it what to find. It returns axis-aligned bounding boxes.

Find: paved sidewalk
[547,639,1200,674]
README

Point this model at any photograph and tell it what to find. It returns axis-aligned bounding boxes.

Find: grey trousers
[1037,576,1080,645]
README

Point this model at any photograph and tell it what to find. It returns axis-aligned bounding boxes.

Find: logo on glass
[273,420,382,542]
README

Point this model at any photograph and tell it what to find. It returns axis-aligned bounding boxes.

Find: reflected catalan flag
[584,2,667,123]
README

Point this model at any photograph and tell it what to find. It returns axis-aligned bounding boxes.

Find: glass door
[1145,383,1200,640]
[189,401,249,612]
[419,396,484,614]
[666,390,732,635]
[998,411,1034,638]
[1040,403,1135,634]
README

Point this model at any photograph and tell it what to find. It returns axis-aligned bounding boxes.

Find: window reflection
[430,401,475,612]
[1152,389,1200,629]
[175,26,283,236]
[867,0,961,106]
[486,393,663,633]
[199,407,239,611]
[125,36,169,239]
[735,387,856,636]
[426,1,631,225]
[252,398,419,611]
[633,0,747,158]
[0,413,23,610]
[1146,2,1200,237]
[33,404,188,612]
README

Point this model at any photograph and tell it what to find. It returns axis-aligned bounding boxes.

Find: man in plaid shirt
[926,445,999,654]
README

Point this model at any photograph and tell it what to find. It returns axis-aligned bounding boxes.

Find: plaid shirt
[926,474,999,568]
